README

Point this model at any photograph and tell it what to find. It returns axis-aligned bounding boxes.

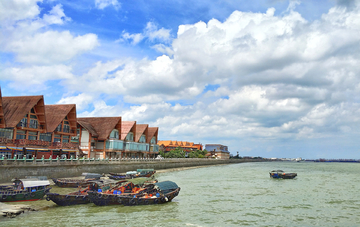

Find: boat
[52,173,103,188]
[88,180,180,206]
[0,178,51,202]
[108,169,156,180]
[45,179,123,206]
[269,170,297,179]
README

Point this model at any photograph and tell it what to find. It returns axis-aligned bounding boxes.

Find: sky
[1,0,360,159]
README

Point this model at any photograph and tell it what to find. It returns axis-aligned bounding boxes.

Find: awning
[27,147,49,151]
[6,146,23,151]
[0,146,7,150]
[19,179,50,188]
[62,149,77,152]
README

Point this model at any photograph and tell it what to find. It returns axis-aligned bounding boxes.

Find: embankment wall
[0,159,267,183]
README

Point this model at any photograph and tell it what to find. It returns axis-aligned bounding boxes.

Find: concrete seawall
[0,158,267,183]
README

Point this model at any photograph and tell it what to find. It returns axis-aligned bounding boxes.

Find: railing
[0,156,231,166]
[0,138,78,150]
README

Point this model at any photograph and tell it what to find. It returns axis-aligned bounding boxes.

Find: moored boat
[0,178,51,202]
[45,179,125,206]
[108,169,156,180]
[269,170,297,179]
[52,173,103,188]
[88,180,180,206]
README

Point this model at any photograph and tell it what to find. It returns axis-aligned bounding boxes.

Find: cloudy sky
[1,0,360,159]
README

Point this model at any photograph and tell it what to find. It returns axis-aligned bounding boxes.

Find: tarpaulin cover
[154,181,179,193]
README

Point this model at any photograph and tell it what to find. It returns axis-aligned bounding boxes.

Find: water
[1,162,360,227]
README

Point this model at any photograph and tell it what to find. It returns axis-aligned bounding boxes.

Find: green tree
[164,147,185,158]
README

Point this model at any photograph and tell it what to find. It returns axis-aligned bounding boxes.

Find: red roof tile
[120,121,136,140]
[45,104,77,132]
[2,95,46,129]
[135,124,148,142]
[147,127,158,143]
[77,117,121,140]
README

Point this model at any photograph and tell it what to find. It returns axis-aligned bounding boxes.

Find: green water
[1,162,360,226]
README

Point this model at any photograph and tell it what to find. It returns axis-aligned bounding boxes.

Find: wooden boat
[269,170,297,179]
[45,179,124,206]
[52,173,103,188]
[108,169,156,180]
[88,180,180,206]
[0,178,51,202]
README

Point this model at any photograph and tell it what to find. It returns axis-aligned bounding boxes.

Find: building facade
[0,89,159,159]
[158,140,203,156]
[204,144,230,159]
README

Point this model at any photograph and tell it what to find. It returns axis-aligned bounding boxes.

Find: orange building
[158,140,203,153]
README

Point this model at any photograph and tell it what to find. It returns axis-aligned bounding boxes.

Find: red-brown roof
[147,127,158,143]
[45,104,77,132]
[77,117,121,140]
[0,88,4,128]
[2,95,46,129]
[120,121,136,140]
[135,124,148,142]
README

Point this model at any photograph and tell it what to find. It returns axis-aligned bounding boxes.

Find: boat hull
[0,188,51,202]
[88,188,180,206]
[52,178,94,188]
[46,193,90,206]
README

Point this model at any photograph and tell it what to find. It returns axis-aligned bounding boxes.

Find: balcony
[105,140,124,151]
[150,144,159,152]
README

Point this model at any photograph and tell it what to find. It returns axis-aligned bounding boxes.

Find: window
[63,135,69,143]
[139,135,146,143]
[16,130,26,139]
[54,135,61,142]
[150,137,156,144]
[29,119,38,129]
[31,108,35,114]
[110,129,119,139]
[55,124,62,132]
[126,132,134,141]
[19,117,27,127]
[0,129,13,139]
[40,133,52,142]
[63,124,70,133]
[28,131,38,140]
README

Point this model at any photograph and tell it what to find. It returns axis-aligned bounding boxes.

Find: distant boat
[0,178,51,202]
[52,173,103,188]
[269,170,297,179]
[108,169,156,180]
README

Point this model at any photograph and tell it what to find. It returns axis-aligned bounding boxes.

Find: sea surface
[1,161,360,227]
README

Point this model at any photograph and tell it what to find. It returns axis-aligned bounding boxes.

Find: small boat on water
[269,170,297,179]
[52,173,103,188]
[88,180,180,206]
[108,169,156,180]
[45,179,123,206]
[0,177,51,202]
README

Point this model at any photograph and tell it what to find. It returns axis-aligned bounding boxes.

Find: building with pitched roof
[0,88,160,159]
[158,140,203,155]
[77,117,122,159]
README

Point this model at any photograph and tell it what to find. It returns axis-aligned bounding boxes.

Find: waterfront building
[147,127,159,154]
[45,104,78,158]
[204,144,230,159]
[0,95,48,158]
[77,117,122,159]
[158,140,203,155]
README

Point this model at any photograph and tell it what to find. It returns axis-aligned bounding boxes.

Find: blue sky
[1,0,360,159]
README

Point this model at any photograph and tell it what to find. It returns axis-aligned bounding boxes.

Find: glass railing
[106,140,124,150]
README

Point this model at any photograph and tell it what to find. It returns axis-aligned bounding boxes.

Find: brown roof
[120,121,136,140]
[0,88,4,128]
[2,95,46,128]
[45,104,77,132]
[77,117,121,140]
[135,124,148,142]
[147,127,158,143]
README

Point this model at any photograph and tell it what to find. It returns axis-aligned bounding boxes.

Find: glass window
[110,129,119,139]
[126,132,134,141]
[29,119,38,129]
[30,115,37,119]
[16,131,26,139]
[139,135,146,143]
[150,137,156,144]
[0,129,13,139]
[31,108,35,114]
[63,124,70,133]
[56,124,62,132]
[54,135,61,142]
[40,133,52,142]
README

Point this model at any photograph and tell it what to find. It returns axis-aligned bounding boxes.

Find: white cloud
[57,93,95,111]
[95,0,120,10]
[0,0,41,25]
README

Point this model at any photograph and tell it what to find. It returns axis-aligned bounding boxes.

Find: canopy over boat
[154,181,179,193]
[16,179,50,188]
